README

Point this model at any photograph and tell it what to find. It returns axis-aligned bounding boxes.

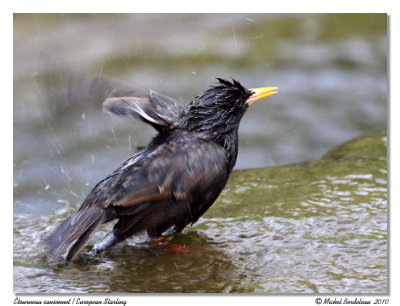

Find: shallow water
[13,130,387,293]
[13,14,387,293]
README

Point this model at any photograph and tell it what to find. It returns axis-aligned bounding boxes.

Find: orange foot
[153,236,191,254]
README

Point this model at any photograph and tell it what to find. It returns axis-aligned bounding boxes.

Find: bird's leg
[153,235,168,246]
[153,235,190,254]
[91,232,119,255]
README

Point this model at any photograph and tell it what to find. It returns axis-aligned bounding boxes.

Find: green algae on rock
[323,129,387,161]
[205,129,387,220]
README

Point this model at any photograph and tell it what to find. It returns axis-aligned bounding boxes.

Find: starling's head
[186,78,278,134]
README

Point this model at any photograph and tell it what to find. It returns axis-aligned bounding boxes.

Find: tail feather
[46,206,109,262]
[64,213,106,262]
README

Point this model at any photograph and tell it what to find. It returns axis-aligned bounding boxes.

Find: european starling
[46,78,278,262]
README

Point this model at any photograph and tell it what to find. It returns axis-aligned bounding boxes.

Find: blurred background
[13,13,387,216]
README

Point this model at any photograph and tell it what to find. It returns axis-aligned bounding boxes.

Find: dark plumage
[46,78,278,263]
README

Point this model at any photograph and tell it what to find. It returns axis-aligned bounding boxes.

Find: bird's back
[90,131,231,229]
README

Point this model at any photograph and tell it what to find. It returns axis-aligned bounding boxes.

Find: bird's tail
[45,206,110,263]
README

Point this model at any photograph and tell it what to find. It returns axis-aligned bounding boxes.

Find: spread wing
[103,89,187,133]
[87,76,187,133]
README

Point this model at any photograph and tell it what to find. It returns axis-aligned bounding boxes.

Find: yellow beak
[247,87,279,105]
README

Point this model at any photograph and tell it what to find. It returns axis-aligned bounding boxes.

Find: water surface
[13,130,387,293]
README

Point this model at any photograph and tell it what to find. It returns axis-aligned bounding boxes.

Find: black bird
[46,78,278,262]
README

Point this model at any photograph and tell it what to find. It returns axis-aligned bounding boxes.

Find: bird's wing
[105,139,228,213]
[102,89,187,133]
